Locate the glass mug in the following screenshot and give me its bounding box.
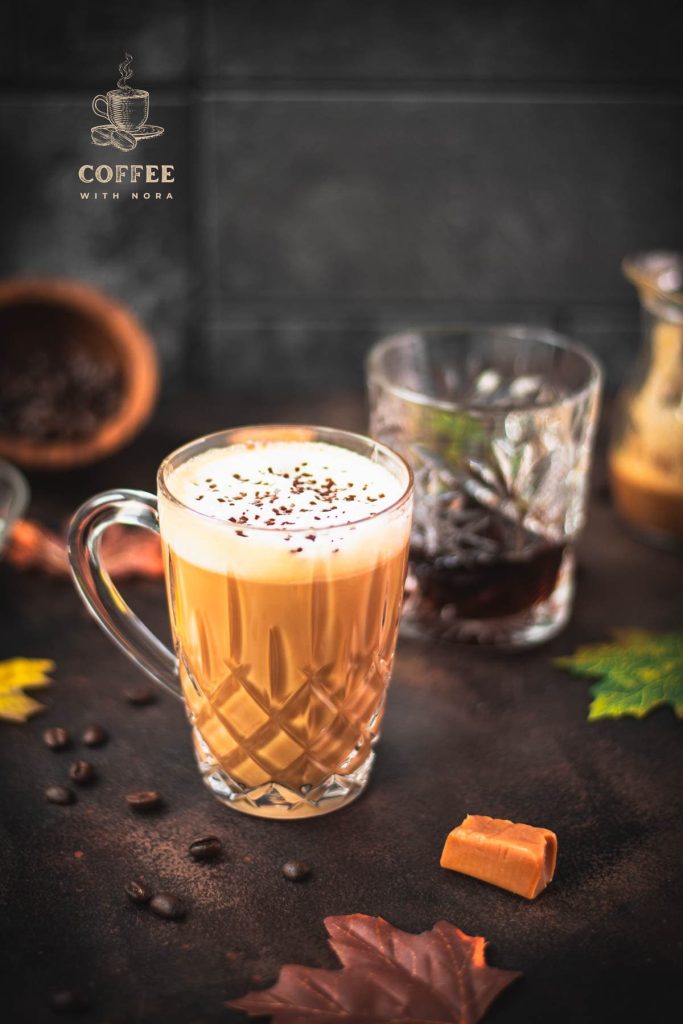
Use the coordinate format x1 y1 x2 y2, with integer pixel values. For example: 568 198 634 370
68 426 413 819
368 327 602 647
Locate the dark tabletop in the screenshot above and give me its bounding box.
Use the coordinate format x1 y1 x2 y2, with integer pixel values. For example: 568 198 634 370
1 393 682 1024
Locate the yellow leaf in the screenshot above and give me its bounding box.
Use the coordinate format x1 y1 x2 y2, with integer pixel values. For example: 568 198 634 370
0 658 55 723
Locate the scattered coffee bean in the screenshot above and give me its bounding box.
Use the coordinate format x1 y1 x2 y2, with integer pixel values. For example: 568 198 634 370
150 893 186 920
225 949 246 965
281 859 311 882
81 723 108 747
69 760 95 785
43 727 69 751
125 879 152 905
126 790 162 811
45 785 75 806
50 989 90 1013
123 686 156 706
188 835 222 862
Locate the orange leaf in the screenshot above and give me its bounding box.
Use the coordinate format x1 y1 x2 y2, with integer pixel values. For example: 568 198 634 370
229 913 520 1023
7 519 67 575
7 519 163 580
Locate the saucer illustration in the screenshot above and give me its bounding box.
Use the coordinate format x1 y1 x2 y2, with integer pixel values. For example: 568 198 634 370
129 124 164 139
90 54 164 151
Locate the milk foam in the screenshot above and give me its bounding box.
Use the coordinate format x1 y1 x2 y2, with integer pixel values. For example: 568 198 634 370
159 441 411 581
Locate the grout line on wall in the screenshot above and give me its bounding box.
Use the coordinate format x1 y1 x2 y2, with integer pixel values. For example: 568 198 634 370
1 86 682 107
199 86 683 106
181 0 212 388
202 299 640 317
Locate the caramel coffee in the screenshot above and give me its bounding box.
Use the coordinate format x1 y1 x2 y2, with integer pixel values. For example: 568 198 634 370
69 426 412 819
158 436 411 814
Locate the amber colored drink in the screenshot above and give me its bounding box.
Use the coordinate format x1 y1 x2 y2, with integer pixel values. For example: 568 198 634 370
610 449 683 543
165 546 408 790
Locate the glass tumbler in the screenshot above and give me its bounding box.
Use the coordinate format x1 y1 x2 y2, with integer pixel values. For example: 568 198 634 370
367 326 602 646
0 458 29 558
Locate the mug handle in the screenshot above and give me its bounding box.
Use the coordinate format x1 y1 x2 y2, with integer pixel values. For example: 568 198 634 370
92 94 109 119
67 489 182 701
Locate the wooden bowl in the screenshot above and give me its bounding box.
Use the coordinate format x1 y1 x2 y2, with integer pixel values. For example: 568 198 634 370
0 278 158 469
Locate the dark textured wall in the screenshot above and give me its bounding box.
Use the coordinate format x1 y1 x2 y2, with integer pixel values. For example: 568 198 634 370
1 0 682 395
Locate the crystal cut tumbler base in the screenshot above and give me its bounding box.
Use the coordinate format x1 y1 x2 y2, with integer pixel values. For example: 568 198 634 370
402 550 575 648
192 726 373 819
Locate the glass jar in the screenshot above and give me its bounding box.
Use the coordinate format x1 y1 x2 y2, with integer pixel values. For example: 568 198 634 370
609 252 683 548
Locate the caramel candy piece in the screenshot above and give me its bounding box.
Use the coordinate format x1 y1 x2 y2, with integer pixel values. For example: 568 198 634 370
440 814 557 899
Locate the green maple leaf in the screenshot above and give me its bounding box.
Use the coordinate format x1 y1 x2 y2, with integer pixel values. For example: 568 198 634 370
554 630 683 721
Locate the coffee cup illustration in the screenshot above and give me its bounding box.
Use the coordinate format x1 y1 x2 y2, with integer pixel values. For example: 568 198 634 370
91 54 163 151
93 89 149 131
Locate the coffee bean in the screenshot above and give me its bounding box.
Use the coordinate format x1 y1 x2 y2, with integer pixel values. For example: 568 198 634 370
125 879 152 905
150 893 186 920
126 790 162 811
281 859 311 882
188 835 222 862
81 724 108 747
69 760 95 785
50 989 90 1013
110 128 137 152
45 785 75 806
123 686 156 706
43 727 69 751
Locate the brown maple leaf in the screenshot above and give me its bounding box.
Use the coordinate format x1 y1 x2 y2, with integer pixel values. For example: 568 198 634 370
229 913 520 1024
7 519 163 580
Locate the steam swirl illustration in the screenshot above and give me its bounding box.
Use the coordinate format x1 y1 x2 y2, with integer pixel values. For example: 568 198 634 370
90 53 164 151
117 53 134 91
